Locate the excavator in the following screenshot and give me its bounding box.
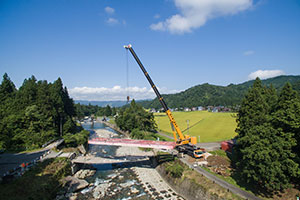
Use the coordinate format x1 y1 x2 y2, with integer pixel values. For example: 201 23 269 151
124 44 205 159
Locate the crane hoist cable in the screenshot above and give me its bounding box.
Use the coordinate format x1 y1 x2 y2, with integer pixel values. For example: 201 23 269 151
126 48 130 103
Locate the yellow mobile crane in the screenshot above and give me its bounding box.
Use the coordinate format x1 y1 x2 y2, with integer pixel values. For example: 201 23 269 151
124 44 205 158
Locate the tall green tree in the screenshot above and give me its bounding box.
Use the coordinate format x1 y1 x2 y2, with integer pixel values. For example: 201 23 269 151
234 78 299 193
0 73 17 149
0 73 16 101
49 78 76 135
104 105 112 116
17 76 38 110
115 99 156 132
273 83 300 165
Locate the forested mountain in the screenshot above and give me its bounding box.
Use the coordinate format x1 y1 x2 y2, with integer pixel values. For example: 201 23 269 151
75 100 127 107
0 73 78 151
75 99 150 107
138 75 300 109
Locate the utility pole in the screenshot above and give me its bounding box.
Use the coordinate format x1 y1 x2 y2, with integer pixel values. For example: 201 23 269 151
186 119 190 135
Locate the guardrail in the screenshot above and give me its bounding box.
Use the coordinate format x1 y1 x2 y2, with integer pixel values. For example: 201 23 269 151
0 150 52 182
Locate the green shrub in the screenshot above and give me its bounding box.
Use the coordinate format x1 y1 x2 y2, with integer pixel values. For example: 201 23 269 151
131 129 146 139
166 161 184 178
63 130 89 147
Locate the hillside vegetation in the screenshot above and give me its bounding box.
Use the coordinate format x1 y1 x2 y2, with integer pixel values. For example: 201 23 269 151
155 111 237 142
233 78 300 195
0 73 82 151
139 75 300 109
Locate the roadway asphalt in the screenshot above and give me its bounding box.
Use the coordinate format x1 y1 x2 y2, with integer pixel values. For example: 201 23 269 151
0 150 47 176
180 156 262 200
0 139 64 176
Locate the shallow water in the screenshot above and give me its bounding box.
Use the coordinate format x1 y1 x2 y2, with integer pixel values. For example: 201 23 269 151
78 122 153 200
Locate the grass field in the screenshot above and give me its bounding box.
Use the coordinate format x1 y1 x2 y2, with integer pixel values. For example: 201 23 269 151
154 111 237 142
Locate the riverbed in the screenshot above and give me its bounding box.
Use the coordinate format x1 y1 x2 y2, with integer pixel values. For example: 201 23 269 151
75 122 183 200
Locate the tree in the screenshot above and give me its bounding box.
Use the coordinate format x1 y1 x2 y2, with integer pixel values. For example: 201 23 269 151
115 99 156 132
22 105 54 149
234 78 299 193
104 105 112 116
111 107 117 116
49 78 76 136
0 73 16 101
0 74 78 151
17 76 38 109
273 83 300 166
0 73 17 150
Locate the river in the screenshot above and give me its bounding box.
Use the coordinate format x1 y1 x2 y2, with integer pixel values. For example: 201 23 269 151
77 122 154 200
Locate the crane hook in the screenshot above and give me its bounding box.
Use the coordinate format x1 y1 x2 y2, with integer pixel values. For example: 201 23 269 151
127 95 130 103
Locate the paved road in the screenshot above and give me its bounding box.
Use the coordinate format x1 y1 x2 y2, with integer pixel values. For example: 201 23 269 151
180 157 262 200
0 139 64 176
195 142 220 151
157 131 174 140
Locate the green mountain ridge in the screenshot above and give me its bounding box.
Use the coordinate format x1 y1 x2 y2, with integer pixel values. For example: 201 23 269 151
138 75 300 109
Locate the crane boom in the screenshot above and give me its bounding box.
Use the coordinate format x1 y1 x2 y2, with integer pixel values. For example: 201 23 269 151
124 44 196 145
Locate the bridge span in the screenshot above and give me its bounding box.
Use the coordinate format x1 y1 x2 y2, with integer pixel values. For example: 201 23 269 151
88 137 176 149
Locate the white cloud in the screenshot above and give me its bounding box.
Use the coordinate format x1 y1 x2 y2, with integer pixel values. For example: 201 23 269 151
243 50 254 56
69 86 180 101
106 17 119 25
150 0 253 34
248 70 285 80
105 6 115 14
150 22 164 31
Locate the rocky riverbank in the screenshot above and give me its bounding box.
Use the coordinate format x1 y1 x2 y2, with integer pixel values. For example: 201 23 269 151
56 127 184 200
100 121 130 137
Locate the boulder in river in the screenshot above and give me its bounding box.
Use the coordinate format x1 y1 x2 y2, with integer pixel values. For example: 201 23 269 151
120 180 136 188
131 187 139 194
74 169 96 179
93 182 111 199
62 176 89 193
78 144 87 155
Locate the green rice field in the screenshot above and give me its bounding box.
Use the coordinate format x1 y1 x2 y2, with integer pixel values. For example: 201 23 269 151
154 111 237 142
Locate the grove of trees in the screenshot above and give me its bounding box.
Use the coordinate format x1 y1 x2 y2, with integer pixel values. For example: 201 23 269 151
0 73 79 151
75 104 116 120
233 78 300 193
115 99 157 139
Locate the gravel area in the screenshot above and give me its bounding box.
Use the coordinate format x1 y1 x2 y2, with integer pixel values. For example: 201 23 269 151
95 129 119 138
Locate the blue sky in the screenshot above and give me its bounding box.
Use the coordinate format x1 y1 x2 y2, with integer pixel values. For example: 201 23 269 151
0 0 299 101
